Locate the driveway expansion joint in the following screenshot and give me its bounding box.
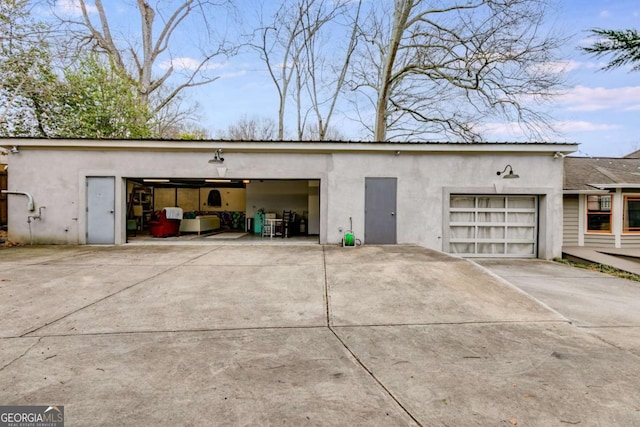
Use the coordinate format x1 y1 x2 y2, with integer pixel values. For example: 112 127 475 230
328 326 423 426
332 319 571 328
26 325 330 339
0 337 41 372
321 246 422 425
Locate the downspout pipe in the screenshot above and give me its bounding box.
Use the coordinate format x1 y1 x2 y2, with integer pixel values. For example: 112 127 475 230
1 190 35 211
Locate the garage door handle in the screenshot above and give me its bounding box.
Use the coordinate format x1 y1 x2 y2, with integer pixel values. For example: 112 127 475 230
109 210 114 214
391 212 395 216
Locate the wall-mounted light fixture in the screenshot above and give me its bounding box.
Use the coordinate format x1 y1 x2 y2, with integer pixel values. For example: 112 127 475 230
208 149 224 163
10 146 19 154
496 164 520 179
553 151 566 159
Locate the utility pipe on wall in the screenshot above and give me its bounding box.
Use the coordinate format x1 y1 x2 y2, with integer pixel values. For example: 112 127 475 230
1 190 35 211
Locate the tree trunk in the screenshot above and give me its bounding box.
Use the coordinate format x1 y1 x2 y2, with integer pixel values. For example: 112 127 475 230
374 0 412 142
137 0 155 105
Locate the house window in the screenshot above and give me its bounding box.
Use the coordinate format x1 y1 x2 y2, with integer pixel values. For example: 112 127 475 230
586 195 612 232
624 196 640 233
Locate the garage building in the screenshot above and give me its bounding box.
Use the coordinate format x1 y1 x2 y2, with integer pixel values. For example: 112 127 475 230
0 139 577 258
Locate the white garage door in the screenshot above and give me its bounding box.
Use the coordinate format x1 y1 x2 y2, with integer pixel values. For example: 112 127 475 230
449 195 538 258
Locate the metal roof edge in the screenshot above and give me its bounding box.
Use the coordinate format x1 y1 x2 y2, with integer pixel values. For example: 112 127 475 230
0 138 579 154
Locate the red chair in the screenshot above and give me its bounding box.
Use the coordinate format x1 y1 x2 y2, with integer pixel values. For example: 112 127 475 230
149 209 181 237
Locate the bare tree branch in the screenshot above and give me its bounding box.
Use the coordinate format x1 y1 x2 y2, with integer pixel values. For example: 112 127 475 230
352 0 565 142
50 0 239 136
253 0 360 140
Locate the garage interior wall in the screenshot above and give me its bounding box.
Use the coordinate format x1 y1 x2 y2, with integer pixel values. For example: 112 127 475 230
245 180 311 218
176 188 199 211
149 187 247 212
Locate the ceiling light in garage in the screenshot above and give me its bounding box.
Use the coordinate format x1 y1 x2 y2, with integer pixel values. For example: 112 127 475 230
143 179 170 183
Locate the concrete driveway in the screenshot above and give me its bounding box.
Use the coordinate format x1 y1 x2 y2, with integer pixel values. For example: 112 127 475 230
476 258 640 358
1 245 640 426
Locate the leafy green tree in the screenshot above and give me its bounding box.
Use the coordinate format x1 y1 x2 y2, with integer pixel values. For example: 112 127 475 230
0 0 60 137
53 0 237 137
1 2 186 139
57 55 153 139
582 28 640 72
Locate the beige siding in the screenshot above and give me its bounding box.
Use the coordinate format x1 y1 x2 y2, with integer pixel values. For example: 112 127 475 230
584 234 615 247
619 190 640 247
621 235 640 247
563 195 579 245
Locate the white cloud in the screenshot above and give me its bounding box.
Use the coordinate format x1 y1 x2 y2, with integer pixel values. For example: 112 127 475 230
275 61 296 70
158 58 228 71
556 85 640 111
477 122 524 136
529 60 582 75
530 60 610 75
577 36 596 47
599 10 611 18
479 120 620 140
54 0 97 17
583 61 608 70
553 121 620 133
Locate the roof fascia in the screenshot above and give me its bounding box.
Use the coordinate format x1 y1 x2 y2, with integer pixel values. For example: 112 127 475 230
0 139 579 155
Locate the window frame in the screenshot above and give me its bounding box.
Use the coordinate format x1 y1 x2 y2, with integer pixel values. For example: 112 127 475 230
586 194 613 234
623 195 640 234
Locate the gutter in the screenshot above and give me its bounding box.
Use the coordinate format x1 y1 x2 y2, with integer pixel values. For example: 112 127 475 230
0 138 580 155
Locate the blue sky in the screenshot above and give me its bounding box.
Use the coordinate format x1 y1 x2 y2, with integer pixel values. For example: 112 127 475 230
48 1 640 157
541 0 640 157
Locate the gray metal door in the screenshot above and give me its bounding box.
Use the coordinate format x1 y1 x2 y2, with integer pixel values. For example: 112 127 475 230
87 177 115 244
365 177 397 244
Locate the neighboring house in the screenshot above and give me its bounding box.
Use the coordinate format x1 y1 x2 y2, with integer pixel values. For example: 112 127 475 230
564 154 640 249
1 138 577 259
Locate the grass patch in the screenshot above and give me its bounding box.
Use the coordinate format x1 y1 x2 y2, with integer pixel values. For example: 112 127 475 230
554 257 640 282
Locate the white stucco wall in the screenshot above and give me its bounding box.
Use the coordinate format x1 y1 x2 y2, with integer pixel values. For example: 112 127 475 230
4 149 330 244
325 152 564 258
2 140 574 258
